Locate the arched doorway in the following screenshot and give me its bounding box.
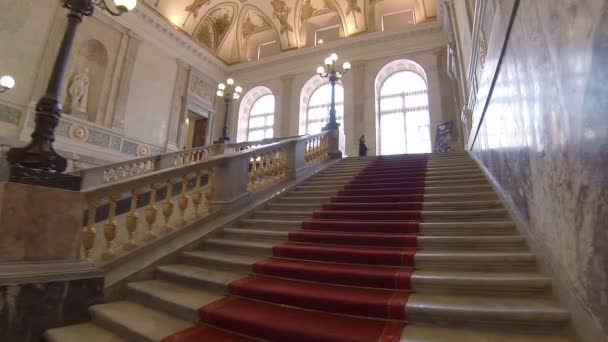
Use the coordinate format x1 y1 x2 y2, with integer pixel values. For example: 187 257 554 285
375 60 431 155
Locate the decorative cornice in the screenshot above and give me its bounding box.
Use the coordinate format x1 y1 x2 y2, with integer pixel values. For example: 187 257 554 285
229 21 444 72
106 4 228 80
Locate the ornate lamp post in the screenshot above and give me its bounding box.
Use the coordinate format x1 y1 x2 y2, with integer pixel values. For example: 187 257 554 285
6 0 137 180
316 53 350 131
0 75 16 94
215 78 242 144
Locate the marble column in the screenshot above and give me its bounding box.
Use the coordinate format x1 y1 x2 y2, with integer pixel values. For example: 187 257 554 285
166 60 190 151
111 31 142 131
348 61 368 156
278 75 295 138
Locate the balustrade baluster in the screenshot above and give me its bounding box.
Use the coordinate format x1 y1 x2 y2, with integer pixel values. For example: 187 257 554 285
123 189 140 251
161 179 175 234
177 175 190 226
191 170 203 219
143 184 159 241
81 200 98 260
101 196 119 261
205 169 215 213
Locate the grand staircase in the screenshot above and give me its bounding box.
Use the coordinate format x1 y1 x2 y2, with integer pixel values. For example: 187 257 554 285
46 153 575 341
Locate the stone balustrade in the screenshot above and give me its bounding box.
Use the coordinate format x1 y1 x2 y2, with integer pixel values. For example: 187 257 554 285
78 130 338 265
72 137 295 189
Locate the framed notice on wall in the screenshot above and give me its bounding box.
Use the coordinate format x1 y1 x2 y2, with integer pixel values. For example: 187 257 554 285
434 121 455 152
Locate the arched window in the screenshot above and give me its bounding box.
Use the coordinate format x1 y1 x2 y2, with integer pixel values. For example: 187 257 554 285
376 61 431 155
303 83 344 134
247 94 275 141
237 87 275 142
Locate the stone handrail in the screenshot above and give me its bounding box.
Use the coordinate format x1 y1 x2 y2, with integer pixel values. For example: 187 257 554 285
72 137 295 189
79 130 338 265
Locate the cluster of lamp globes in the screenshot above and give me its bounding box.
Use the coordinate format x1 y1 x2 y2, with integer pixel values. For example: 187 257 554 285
108 0 137 13
0 75 15 94
316 53 351 77
216 78 243 101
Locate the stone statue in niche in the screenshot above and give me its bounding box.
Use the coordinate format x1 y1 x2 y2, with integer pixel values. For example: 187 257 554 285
69 68 90 114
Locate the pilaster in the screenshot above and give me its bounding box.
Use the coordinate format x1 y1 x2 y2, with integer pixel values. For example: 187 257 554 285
166 60 191 151
111 31 142 130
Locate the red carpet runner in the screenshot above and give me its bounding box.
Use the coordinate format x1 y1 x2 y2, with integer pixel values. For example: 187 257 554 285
164 155 428 342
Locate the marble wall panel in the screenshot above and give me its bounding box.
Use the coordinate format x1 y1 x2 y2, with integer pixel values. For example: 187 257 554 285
471 0 608 335
0 277 103 342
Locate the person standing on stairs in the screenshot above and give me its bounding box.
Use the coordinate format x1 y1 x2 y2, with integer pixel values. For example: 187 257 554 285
359 135 368 156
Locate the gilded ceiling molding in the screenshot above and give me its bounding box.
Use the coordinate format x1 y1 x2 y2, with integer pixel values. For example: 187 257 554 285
300 0 333 24
270 0 294 47
183 0 211 27
193 2 238 55
346 0 363 28
242 12 272 40
236 5 281 61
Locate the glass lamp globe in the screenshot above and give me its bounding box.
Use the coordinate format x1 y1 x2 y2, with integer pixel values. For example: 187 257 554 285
330 53 338 61
342 62 351 70
316 66 325 74
0 75 16 90
235 86 243 93
114 0 137 11
216 90 224 97
218 83 226 90
324 58 332 66
233 93 240 100
227 78 234 85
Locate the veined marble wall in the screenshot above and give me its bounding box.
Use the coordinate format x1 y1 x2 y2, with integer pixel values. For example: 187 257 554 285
471 0 607 338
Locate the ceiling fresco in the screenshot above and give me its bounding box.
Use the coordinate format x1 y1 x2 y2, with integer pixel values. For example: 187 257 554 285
143 0 438 64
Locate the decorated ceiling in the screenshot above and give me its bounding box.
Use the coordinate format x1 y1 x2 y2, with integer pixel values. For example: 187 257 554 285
144 0 438 64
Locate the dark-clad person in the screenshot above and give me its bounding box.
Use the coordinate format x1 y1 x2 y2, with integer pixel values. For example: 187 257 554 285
359 135 368 156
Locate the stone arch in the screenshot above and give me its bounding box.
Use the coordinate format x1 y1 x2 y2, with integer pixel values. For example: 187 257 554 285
237 86 274 142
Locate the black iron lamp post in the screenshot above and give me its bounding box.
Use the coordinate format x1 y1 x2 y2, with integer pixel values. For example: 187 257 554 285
6 0 137 180
214 78 242 144
316 53 350 131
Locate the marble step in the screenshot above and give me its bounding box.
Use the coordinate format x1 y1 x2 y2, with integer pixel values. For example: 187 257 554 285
406 294 569 330
415 251 537 272
221 228 526 251
277 192 499 203
126 280 223 322
180 250 257 274
400 324 574 342
252 208 511 222
176 250 548 297
156 263 242 292
290 184 494 195
318 168 483 178
266 200 504 211
202 238 536 271
88 301 190 342
411 271 552 296
237 219 518 236
325 163 479 173
45 323 127 342
301 178 490 189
